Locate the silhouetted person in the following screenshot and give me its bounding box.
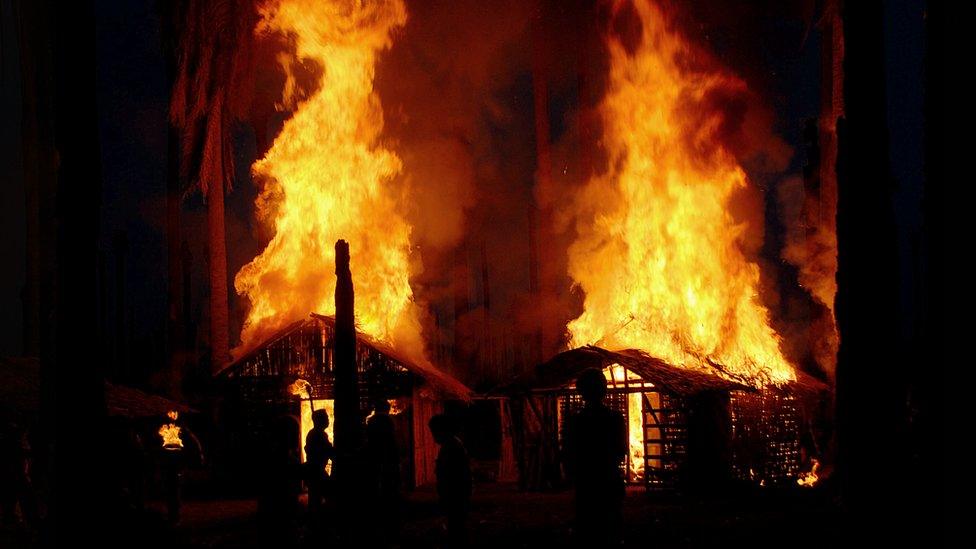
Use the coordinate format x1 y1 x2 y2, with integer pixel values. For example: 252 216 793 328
305 409 334 516
258 415 301 545
366 398 400 545
0 418 38 529
429 414 471 549
564 368 627 547
159 417 186 525
106 416 147 516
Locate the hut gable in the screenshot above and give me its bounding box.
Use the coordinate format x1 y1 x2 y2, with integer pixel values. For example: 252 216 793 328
505 345 751 396
217 313 472 489
219 313 471 401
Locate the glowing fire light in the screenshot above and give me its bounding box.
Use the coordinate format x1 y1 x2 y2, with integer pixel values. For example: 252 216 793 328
288 379 311 400
797 459 820 487
159 410 183 449
235 0 426 364
627 392 645 480
565 0 795 387
366 398 405 420
291 379 335 464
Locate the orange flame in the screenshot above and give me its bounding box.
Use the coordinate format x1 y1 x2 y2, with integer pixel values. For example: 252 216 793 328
627 392 645 480
797 459 820 487
288 379 312 399
160 410 183 449
566 0 794 387
234 0 426 362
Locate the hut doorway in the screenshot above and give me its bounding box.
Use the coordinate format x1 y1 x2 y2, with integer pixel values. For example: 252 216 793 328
555 364 689 489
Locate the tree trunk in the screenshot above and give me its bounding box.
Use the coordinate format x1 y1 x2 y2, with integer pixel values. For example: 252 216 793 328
207 181 230 373
39 0 107 541
530 10 553 365
834 0 905 542
15 0 54 358
161 0 185 397
166 127 184 396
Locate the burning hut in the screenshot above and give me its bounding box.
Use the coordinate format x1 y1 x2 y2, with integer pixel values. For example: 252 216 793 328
501 346 826 492
217 313 472 488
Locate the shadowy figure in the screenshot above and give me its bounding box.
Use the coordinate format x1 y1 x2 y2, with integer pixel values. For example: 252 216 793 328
305 409 334 517
429 414 471 549
564 368 627 547
158 414 186 526
0 418 38 530
366 398 400 545
106 416 147 517
257 415 301 546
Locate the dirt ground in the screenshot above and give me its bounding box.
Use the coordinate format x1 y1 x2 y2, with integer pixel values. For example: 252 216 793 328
62 482 838 548
2 482 843 547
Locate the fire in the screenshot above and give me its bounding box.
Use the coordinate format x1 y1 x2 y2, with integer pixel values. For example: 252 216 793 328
235 0 425 362
797 459 820 487
565 0 794 387
627 392 645 480
159 410 183 449
288 379 312 399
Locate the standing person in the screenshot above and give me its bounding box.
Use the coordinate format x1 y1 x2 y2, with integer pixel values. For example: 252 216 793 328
366 398 400 545
257 415 301 544
159 413 186 526
564 368 627 547
429 414 471 549
0 418 38 529
305 409 334 516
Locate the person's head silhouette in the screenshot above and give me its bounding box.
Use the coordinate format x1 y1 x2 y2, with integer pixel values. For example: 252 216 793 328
576 367 608 405
312 409 330 430
373 398 391 415
428 414 456 445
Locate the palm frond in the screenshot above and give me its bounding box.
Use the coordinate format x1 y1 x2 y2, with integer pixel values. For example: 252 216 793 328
168 0 257 200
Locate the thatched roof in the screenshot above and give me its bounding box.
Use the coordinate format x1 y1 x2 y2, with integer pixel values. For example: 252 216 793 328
496 345 829 398
105 383 197 418
222 313 473 401
499 346 752 397
1 356 195 418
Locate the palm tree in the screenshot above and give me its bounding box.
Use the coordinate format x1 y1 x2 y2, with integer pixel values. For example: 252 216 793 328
167 0 255 373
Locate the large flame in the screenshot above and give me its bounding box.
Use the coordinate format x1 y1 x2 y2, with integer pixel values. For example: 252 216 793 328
566 0 794 386
235 0 424 361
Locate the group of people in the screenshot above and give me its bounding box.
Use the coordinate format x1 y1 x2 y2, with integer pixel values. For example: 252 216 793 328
300 398 472 547
298 367 625 548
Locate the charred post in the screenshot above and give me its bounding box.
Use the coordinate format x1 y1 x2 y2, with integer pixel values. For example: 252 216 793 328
333 239 361 457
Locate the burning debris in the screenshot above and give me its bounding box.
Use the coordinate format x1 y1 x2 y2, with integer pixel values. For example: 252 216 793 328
288 379 312 400
159 410 184 450
797 459 820 488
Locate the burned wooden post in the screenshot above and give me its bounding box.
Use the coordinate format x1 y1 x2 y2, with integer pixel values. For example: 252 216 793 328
333 239 361 456
835 1 907 541
331 238 369 539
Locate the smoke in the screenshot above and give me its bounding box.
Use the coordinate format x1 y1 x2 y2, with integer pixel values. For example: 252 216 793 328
777 172 839 380
375 0 539 380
